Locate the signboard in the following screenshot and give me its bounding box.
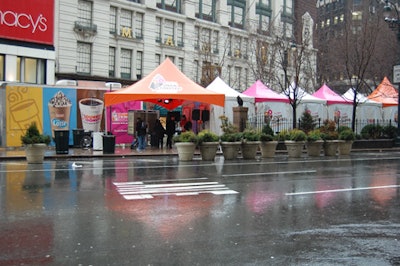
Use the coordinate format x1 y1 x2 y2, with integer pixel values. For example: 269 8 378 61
393 65 400 83
0 0 54 45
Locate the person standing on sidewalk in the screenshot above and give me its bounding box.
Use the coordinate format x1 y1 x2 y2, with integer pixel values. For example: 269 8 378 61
136 117 147 152
166 116 176 149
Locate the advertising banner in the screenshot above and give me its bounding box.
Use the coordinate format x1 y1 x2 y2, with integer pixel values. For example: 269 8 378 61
0 0 54 45
107 101 141 144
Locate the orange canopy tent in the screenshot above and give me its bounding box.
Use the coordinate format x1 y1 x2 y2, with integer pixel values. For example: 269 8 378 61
368 77 398 107
104 58 225 110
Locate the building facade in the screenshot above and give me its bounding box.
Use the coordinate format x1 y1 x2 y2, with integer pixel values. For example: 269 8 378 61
1 0 317 92
316 0 398 92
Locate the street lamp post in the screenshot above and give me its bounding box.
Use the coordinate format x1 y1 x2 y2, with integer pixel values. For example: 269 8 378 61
382 0 400 146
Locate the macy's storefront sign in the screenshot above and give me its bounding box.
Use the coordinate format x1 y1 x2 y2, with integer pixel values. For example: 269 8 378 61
0 0 54 45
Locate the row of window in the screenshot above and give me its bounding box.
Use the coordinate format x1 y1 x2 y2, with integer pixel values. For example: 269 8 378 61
95 0 291 38
0 55 46 84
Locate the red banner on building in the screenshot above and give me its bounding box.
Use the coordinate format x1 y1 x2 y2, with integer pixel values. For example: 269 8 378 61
0 0 54 45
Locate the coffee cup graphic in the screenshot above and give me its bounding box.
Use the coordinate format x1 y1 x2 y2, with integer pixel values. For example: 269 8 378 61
10 99 42 131
48 91 72 138
79 98 104 132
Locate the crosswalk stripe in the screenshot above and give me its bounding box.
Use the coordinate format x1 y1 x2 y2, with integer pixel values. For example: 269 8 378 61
113 180 238 200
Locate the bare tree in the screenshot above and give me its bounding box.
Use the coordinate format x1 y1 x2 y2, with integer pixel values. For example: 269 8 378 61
328 2 397 131
247 20 317 129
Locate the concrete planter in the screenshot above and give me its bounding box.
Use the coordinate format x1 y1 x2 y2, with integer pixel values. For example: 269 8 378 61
220 142 241 160
199 142 219 161
323 140 339 156
25 143 47 164
259 141 278 158
285 141 305 158
306 140 323 157
338 140 353 155
175 142 196 161
241 141 261 159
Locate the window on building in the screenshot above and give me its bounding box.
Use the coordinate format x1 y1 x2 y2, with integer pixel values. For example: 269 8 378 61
77 0 93 27
201 28 211 52
120 48 132 79
177 22 184 47
157 0 181 13
256 0 271 33
194 60 200 83
283 0 293 16
197 0 216 22
177 58 184 72
194 26 200 49
156 17 162 42
121 9 133 38
16 57 46 84
155 54 161 65
166 55 175 63
164 19 174 45
0 55 4 81
234 36 241 58
136 51 143 79
109 47 116 77
110 6 117 33
135 13 144 39
212 31 219 53
352 11 362 21
227 0 246 29
77 42 92 74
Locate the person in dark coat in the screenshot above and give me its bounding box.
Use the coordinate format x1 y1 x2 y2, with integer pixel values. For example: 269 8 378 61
136 117 147 151
166 116 176 149
153 119 166 148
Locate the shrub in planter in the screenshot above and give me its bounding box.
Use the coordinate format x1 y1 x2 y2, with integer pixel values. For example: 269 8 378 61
198 130 219 161
173 131 198 143
262 124 274 136
287 129 307 142
21 122 51 164
220 132 242 142
242 128 261 142
197 130 219 144
173 131 198 161
21 122 51 145
338 129 356 141
259 133 277 158
360 124 383 139
307 129 322 142
299 110 317 134
306 129 323 157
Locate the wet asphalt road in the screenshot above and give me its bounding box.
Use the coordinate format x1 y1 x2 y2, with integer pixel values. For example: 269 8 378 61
0 152 400 266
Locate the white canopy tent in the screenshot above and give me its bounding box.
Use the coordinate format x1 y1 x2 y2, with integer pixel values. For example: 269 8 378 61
283 83 328 125
342 89 383 121
206 77 255 136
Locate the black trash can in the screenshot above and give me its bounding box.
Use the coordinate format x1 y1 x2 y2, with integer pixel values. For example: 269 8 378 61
73 129 85 148
102 135 116 154
54 130 69 154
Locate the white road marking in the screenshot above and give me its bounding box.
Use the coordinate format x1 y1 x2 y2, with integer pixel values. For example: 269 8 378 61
113 180 238 200
286 184 400 196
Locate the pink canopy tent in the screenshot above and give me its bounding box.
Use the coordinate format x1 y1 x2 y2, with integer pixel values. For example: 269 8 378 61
242 80 289 103
313 84 352 123
313 84 352 105
243 80 290 132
